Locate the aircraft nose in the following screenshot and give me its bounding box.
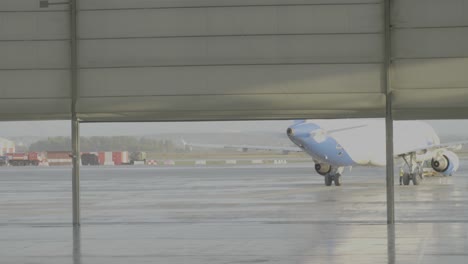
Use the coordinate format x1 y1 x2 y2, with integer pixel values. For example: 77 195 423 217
286 127 294 136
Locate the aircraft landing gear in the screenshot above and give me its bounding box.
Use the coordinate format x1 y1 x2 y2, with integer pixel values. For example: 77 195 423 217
316 163 344 186
323 170 341 186
324 174 342 186
400 153 424 186
402 173 410 185
324 174 333 186
412 171 422 185
402 172 423 185
334 174 341 186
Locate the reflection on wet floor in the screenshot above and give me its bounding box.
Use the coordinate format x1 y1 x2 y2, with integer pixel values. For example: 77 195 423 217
1 222 467 264
388 224 395 264
73 226 81 264
1 163 468 263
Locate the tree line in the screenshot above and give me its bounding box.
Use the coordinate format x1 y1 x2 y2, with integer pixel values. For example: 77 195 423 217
28 136 178 152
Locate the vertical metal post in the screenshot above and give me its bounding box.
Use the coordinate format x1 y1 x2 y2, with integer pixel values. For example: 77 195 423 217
387 223 396 264
384 0 395 224
73 225 82 264
70 0 80 226
72 118 80 225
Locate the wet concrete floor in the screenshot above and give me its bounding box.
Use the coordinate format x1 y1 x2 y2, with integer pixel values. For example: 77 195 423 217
1 161 468 263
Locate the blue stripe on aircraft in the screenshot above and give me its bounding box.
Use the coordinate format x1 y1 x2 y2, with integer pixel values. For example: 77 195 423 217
290 123 356 166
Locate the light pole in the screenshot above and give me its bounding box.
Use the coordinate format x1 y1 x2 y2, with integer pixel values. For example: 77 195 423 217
40 0 80 226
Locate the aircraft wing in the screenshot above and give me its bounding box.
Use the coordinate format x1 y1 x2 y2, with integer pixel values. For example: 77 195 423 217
184 141 302 153
395 140 468 157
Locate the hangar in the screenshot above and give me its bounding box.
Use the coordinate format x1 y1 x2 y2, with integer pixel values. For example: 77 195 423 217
1 0 468 262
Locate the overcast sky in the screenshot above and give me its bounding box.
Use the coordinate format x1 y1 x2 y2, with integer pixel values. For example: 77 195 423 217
0 120 290 137
1 119 468 138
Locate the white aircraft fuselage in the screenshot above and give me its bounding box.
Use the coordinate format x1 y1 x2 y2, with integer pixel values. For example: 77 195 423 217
287 120 444 167
287 119 463 186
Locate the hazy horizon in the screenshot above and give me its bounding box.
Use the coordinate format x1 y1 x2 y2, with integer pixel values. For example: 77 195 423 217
1 119 468 138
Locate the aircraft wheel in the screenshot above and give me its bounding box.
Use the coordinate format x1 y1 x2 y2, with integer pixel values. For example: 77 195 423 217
334 174 341 186
402 173 410 186
324 175 333 186
412 172 422 185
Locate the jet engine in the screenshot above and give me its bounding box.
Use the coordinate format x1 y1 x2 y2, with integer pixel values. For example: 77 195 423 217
315 163 331 175
431 151 459 176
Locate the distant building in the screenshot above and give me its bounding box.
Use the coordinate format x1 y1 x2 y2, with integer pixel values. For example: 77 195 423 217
0 138 15 155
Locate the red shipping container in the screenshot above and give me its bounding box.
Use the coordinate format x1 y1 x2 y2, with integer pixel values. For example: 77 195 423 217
98 152 105 165
46 151 71 159
112 152 122 165
112 151 128 165
97 152 114 165
46 151 72 166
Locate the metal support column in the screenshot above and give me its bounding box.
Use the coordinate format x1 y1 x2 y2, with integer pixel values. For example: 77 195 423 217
72 118 80 225
73 225 82 264
387 223 396 264
384 0 395 224
70 0 80 226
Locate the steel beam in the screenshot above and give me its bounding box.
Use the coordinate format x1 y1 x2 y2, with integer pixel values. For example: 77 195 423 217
70 0 80 226
383 0 395 224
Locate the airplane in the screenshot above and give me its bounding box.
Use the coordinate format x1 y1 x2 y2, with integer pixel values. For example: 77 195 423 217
186 119 466 186
286 119 464 186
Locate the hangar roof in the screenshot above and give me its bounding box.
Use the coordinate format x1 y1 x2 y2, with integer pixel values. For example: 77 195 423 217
1 0 467 121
